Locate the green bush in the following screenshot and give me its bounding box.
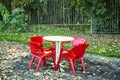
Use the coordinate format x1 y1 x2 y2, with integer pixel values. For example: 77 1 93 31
0 3 10 30
0 3 28 32
9 8 28 32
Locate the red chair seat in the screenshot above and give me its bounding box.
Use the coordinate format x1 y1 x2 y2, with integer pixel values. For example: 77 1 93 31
61 52 76 59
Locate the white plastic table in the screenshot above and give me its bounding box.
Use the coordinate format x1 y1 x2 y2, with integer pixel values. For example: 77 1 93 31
43 36 74 69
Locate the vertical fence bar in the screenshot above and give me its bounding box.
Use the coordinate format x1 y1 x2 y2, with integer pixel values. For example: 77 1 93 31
91 15 93 34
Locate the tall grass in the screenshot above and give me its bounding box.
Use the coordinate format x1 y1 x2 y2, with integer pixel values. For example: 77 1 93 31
0 25 120 58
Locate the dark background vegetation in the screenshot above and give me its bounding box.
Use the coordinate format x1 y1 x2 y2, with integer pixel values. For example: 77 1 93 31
0 0 120 33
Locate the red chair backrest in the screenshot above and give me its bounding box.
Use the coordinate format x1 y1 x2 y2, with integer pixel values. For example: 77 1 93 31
72 38 86 47
71 44 89 58
29 36 43 54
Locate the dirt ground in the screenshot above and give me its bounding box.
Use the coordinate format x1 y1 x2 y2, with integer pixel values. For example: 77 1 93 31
0 41 120 80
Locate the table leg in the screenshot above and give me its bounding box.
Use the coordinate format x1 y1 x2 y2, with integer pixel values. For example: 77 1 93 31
54 41 61 70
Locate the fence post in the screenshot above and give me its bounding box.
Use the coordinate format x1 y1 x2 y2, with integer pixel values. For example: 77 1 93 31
91 16 93 34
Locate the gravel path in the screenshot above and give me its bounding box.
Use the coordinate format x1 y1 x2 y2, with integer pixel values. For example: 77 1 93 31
0 41 120 80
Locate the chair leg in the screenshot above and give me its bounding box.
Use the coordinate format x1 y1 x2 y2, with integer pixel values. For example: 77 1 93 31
29 55 35 68
73 60 76 67
80 57 86 72
54 61 60 71
70 59 76 75
36 58 42 72
54 57 60 71
41 58 46 66
52 57 55 67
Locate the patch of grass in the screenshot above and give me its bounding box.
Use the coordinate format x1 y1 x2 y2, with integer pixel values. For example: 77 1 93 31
87 34 120 58
0 25 120 58
0 32 32 44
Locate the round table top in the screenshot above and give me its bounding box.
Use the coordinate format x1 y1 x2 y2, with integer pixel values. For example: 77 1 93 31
43 36 74 41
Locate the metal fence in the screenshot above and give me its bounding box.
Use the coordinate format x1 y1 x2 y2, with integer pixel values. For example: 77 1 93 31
91 0 120 34
30 0 90 25
29 0 120 34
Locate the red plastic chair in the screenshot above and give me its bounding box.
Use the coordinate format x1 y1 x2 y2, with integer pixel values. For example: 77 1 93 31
62 37 86 47
29 36 55 72
60 43 89 75
61 37 86 52
72 37 86 47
